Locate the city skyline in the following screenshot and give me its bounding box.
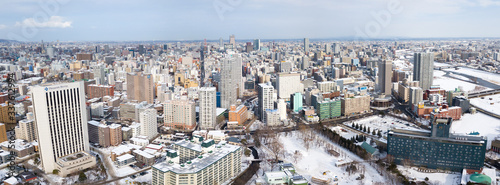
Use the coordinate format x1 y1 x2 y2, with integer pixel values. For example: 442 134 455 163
2 0 500 41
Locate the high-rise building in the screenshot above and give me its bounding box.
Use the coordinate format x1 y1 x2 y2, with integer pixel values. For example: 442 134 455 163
277 99 287 121
258 83 276 122
109 124 122 146
15 119 37 142
0 102 16 124
413 52 434 90
93 65 106 85
333 43 340 54
31 82 96 176
304 38 309 53
127 73 155 104
219 37 223 48
341 96 370 116
229 35 236 49
164 99 196 130
253 39 260 51
409 87 423 106
276 72 304 101
220 55 242 109
378 60 392 95
199 87 217 130
140 108 158 140
290 92 303 113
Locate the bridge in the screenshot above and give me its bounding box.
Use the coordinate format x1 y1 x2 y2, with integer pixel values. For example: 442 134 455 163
469 89 500 98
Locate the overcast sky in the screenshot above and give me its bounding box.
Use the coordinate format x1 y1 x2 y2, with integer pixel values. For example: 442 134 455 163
1 0 500 41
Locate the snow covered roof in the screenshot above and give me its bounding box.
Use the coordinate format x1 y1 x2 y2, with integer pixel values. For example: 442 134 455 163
116 154 135 162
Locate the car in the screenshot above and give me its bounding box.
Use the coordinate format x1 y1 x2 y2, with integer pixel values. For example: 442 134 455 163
140 171 148 176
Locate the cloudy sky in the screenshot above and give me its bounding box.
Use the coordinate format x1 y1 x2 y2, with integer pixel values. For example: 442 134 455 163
1 0 500 41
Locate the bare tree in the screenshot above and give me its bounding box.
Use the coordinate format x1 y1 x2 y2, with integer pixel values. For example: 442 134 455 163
293 150 303 164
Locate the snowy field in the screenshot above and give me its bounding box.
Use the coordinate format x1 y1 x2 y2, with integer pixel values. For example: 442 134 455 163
470 94 500 113
346 115 423 136
450 112 500 149
433 62 451 67
257 131 388 185
444 67 500 85
397 166 461 185
433 70 489 92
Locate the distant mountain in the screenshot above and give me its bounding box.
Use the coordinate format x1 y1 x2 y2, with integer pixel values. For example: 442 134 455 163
0 39 19 43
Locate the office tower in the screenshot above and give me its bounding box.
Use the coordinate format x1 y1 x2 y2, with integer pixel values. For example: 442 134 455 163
93 65 105 85
258 83 275 122
301 56 310 70
276 72 304 101
108 72 115 85
199 87 216 130
304 38 309 53
229 35 236 49
325 43 331 53
409 87 423 106
333 43 340 54
413 52 434 90
0 123 6 143
31 82 96 176
126 73 155 104
15 119 37 142
138 45 145 55
332 67 340 79
317 98 342 120
290 92 303 113
494 52 500 61
246 42 253 52
47 46 55 58
140 109 158 140
378 60 392 95
164 99 196 130
253 39 260 51
388 117 486 171
220 55 243 109
219 37 223 47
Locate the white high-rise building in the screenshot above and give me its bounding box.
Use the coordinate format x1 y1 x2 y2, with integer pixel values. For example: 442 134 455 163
304 38 309 53
31 82 96 176
258 83 276 122
139 108 158 140
277 98 287 121
220 55 243 108
276 72 304 101
199 87 216 130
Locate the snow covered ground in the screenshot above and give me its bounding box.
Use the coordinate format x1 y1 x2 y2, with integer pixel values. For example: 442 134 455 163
257 131 388 185
397 166 461 185
330 126 358 139
450 112 500 149
470 94 500 113
346 115 423 136
434 70 489 92
444 67 500 85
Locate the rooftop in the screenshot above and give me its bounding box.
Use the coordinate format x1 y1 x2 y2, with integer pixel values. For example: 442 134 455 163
153 142 240 174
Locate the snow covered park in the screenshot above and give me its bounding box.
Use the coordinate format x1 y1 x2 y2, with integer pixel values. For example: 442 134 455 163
470 94 500 113
257 130 388 185
450 112 500 149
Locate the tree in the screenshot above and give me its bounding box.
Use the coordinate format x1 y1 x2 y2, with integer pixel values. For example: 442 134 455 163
52 169 59 175
367 127 371 134
352 123 355 128
79 171 87 182
377 130 382 137
363 126 367 133
372 129 376 135
244 148 252 157
425 177 429 181
355 135 359 142
293 150 303 163
355 124 359 130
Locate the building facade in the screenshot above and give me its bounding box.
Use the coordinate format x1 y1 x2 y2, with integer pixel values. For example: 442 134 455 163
199 87 216 130
164 100 196 130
